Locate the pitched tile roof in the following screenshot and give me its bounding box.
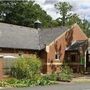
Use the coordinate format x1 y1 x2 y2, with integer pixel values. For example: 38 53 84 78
0 23 67 50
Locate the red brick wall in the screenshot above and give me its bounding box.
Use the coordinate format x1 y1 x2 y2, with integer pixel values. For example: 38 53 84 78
0 24 88 75
71 24 87 41
37 50 47 74
45 24 88 73
0 60 3 79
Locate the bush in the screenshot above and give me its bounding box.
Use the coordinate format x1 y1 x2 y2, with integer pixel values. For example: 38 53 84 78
0 55 57 87
57 64 73 81
11 55 41 79
0 77 55 87
39 76 55 86
45 73 57 81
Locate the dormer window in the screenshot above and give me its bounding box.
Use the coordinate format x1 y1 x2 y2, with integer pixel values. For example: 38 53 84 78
55 52 60 60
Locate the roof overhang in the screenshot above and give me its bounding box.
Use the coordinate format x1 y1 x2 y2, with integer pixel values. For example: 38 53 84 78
65 40 88 51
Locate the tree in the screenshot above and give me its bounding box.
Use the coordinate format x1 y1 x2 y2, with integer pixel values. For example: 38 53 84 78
82 19 90 37
55 2 72 26
66 14 82 26
0 1 52 28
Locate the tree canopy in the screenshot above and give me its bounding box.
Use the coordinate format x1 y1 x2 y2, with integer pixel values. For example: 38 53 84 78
0 1 90 37
55 2 72 26
0 0 52 28
55 1 90 37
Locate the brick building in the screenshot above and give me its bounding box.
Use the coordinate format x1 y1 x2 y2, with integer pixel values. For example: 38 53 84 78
0 22 88 78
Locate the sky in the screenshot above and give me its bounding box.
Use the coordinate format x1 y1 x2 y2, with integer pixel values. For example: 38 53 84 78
34 0 90 21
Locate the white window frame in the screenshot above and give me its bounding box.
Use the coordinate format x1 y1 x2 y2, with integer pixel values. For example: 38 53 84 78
55 52 60 60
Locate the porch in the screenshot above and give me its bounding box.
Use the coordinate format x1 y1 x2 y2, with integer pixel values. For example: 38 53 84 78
65 40 88 73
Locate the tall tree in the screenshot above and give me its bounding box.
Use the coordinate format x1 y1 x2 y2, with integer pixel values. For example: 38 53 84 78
55 2 72 26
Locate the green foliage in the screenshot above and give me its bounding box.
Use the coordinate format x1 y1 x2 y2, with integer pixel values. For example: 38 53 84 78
80 56 85 65
66 14 82 26
0 1 52 28
39 76 55 86
81 19 90 37
55 2 72 26
55 1 90 37
8 55 56 87
11 55 41 79
66 14 90 37
0 57 74 87
45 73 57 81
57 64 73 81
0 77 55 87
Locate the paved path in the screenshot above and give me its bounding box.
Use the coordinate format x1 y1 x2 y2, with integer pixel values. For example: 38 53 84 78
3 82 90 90
72 75 90 82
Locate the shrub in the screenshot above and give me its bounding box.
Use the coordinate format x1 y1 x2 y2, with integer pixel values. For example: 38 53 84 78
11 55 42 79
57 64 73 81
0 77 55 87
45 73 57 81
39 76 54 86
0 55 57 87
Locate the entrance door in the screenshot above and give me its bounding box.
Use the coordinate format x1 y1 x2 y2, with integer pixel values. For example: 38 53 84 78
86 52 90 72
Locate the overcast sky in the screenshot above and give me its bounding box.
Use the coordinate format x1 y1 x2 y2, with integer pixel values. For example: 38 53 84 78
35 0 90 21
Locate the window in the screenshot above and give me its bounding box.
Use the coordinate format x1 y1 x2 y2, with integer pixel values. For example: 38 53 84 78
3 55 17 68
3 55 17 75
55 52 60 60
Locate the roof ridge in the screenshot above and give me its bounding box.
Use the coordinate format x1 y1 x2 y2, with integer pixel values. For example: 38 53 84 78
41 26 67 31
0 22 36 31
